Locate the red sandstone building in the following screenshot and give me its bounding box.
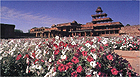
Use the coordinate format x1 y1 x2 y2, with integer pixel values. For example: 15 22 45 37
30 7 124 38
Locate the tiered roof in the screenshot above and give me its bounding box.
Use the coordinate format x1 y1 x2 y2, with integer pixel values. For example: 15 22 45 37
92 7 123 27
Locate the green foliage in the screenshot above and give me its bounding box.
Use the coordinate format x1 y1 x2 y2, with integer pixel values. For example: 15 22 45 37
1 55 33 76
14 29 23 33
126 24 130 26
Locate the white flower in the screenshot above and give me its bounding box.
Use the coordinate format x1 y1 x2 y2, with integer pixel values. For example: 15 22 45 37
91 44 97 49
52 72 56 76
91 37 97 43
60 55 66 59
0 56 2 60
81 47 85 51
90 61 97 68
55 36 59 40
85 68 93 75
71 41 76 45
2 52 8 57
93 71 99 77
26 58 29 64
119 73 123 77
129 36 133 39
90 53 97 60
35 64 42 70
101 39 107 44
49 58 52 62
45 67 56 77
129 44 133 47
26 66 29 73
85 43 91 48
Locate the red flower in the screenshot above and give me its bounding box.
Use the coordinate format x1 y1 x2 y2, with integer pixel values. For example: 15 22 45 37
32 53 35 58
76 66 82 73
90 48 96 53
128 63 132 69
64 43 68 47
57 60 61 65
104 44 108 46
130 48 132 50
41 59 44 62
16 54 22 60
59 41 64 46
66 62 73 68
71 71 77 77
107 54 113 60
24 54 29 58
87 56 94 62
34 59 39 64
58 64 65 72
65 65 69 71
128 72 131 77
97 62 101 68
53 44 58 48
111 68 118 75
54 49 60 55
71 56 79 64
82 51 87 56
86 75 91 77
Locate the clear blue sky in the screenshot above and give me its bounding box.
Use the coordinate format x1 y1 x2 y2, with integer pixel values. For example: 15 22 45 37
1 1 139 33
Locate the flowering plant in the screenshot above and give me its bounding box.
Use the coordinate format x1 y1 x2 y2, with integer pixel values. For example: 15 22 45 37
0 35 139 76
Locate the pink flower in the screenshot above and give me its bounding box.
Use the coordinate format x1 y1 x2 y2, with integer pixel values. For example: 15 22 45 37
71 56 79 64
76 66 83 73
111 68 118 75
107 54 113 60
58 64 65 72
16 54 22 60
32 53 35 58
66 62 73 68
87 56 94 62
86 75 91 77
90 48 96 53
128 63 132 69
71 71 77 77
82 51 87 56
54 49 60 55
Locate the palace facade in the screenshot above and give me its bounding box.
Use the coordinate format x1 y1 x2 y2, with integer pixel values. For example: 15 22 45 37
30 7 124 38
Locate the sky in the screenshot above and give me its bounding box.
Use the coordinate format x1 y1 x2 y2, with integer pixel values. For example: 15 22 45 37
1 1 139 33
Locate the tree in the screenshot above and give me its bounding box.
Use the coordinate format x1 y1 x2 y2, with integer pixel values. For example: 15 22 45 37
126 24 130 26
28 29 30 33
14 29 23 33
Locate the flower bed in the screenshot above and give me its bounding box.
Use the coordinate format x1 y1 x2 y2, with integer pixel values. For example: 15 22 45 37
0 35 139 76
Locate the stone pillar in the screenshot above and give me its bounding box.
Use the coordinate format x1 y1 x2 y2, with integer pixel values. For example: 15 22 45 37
36 33 38 37
48 32 50 38
44 33 46 37
79 32 81 37
72 33 74 37
84 32 86 37
90 31 92 36
51 33 54 38
75 32 76 36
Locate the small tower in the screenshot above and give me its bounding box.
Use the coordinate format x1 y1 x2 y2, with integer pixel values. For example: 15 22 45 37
96 6 103 14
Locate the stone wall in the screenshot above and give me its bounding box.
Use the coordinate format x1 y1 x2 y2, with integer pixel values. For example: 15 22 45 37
119 25 140 36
